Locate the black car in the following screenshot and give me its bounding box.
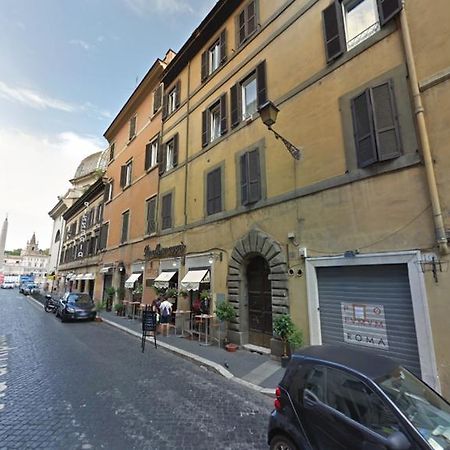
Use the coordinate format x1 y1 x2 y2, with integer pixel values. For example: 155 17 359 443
56 292 97 322
268 345 450 450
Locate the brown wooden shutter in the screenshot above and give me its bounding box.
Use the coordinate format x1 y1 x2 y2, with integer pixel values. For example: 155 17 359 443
248 149 261 203
220 29 227 64
322 0 345 63
377 0 402 26
162 93 168 119
370 80 401 161
220 94 227 135
351 89 378 168
230 83 241 128
121 212 129 243
147 198 156 234
153 85 162 113
202 110 209 147
145 143 152 170
175 80 181 108
201 51 208 81
247 1 256 36
120 165 126 187
238 9 246 45
256 61 267 108
172 134 179 167
240 153 249 205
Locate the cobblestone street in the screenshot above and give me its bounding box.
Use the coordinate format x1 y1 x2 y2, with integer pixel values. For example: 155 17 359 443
0 290 272 449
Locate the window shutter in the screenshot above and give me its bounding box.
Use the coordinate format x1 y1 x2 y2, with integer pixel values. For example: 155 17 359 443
370 80 401 161
207 171 214 215
145 143 152 170
172 134 179 167
238 9 246 45
175 80 181 108
213 168 222 213
109 143 115 161
248 149 261 203
202 110 209 147
121 212 129 243
256 61 267 108
158 141 165 175
129 116 136 140
220 29 227 64
162 194 172 230
220 94 227 135
120 165 126 187
351 89 378 168
322 0 345 63
377 0 402 26
230 83 241 128
153 85 162 113
201 51 208 81
240 153 249 205
147 198 156 234
162 93 168 120
103 183 110 202
247 1 256 36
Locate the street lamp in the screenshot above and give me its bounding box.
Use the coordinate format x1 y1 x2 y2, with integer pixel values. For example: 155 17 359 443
258 101 302 160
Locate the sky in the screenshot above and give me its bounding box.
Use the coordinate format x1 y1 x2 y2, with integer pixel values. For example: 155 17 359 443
0 0 217 250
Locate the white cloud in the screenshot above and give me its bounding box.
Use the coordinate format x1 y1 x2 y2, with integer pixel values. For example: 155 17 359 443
0 81 76 112
69 39 93 51
124 0 194 15
0 128 106 250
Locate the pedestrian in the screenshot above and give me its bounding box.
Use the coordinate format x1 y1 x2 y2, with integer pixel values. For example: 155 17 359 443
159 297 173 336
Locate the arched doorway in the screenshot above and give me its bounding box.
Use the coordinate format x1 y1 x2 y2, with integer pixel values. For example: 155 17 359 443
247 256 272 347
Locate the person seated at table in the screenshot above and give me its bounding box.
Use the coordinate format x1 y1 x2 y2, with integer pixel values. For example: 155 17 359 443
159 298 173 336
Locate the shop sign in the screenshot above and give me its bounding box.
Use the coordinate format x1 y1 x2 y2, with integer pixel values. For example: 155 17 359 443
341 302 389 350
144 243 186 261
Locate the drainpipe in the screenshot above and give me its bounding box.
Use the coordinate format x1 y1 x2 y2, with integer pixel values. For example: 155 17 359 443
400 2 449 254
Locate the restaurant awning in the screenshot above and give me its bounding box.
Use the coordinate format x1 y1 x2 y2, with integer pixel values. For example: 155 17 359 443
100 266 113 273
180 269 209 291
153 271 177 288
75 274 84 280
125 273 141 288
84 273 95 280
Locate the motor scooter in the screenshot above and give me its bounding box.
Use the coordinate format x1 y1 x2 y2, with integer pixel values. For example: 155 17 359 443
44 294 59 313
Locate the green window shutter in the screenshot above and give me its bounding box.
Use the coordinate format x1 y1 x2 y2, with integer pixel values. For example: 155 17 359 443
202 110 209 147
220 29 227 64
351 89 378 168
370 80 401 161
256 60 267 108
172 134 179 167
145 143 152 171
322 0 345 63
240 152 249 205
230 83 241 128
220 94 227 135
201 51 208 81
248 149 261 203
377 0 402 26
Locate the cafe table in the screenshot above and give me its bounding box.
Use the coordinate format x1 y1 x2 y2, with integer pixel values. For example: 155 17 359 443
129 301 141 320
194 314 214 346
174 310 191 337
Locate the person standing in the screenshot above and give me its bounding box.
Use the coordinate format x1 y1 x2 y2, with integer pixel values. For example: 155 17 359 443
159 298 173 336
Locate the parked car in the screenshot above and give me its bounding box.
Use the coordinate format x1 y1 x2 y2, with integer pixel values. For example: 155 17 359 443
1 281 15 289
19 283 39 295
268 344 450 450
56 292 97 322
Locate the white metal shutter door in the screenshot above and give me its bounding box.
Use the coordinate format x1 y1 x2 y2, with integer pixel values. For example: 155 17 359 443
317 264 421 376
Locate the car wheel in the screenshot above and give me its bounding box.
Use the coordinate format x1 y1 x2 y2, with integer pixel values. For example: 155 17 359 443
270 434 300 450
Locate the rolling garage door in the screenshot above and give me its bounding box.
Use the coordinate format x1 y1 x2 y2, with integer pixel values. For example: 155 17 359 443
317 264 421 376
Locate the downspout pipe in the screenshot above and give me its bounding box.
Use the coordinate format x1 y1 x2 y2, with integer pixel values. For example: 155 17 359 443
400 1 449 255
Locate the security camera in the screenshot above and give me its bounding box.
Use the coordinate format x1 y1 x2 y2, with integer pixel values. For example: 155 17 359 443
288 268 295 276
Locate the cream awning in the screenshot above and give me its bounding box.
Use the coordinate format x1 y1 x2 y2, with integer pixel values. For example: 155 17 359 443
180 269 209 291
153 271 177 288
75 273 84 280
84 273 95 280
100 266 113 273
125 273 141 288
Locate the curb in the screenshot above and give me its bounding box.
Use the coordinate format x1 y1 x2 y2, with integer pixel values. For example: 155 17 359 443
102 318 275 397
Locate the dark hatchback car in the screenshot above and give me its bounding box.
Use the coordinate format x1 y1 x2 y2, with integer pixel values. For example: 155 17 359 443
56 292 97 322
269 345 450 450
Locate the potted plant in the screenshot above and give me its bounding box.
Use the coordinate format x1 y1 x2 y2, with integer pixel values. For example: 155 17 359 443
114 303 125 316
105 286 116 311
273 313 304 367
165 287 178 300
132 284 143 301
178 288 188 298
215 300 236 349
199 289 211 313
95 300 107 322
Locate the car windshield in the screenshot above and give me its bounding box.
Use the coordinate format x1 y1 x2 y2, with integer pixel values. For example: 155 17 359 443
377 367 450 449
67 293 92 305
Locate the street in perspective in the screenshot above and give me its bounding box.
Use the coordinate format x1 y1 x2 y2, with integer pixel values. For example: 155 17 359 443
1 0 450 449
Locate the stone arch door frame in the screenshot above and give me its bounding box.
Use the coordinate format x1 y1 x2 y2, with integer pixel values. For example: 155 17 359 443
227 229 289 354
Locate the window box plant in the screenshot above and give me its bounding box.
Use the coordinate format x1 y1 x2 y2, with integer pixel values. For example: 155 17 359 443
273 313 304 367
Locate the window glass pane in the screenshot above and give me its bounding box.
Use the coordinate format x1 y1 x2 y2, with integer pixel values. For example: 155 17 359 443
168 89 177 113
166 142 173 171
343 0 380 49
242 76 257 118
305 366 326 402
209 42 220 74
210 106 221 141
151 141 158 167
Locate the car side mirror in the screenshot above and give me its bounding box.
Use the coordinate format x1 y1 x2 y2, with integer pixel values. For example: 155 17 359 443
386 431 411 450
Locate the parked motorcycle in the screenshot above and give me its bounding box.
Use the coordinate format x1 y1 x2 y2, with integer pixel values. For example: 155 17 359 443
44 294 59 313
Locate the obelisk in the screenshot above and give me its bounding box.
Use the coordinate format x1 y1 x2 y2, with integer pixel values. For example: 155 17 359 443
0 215 8 272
